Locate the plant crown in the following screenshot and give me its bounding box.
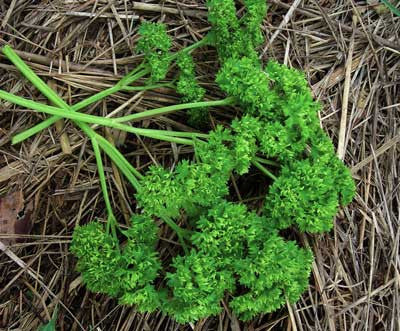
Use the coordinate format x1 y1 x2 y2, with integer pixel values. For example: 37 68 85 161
0 0 356 324
70 0 355 323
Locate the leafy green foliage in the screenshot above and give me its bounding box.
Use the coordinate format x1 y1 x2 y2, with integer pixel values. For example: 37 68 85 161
136 22 171 54
265 158 340 232
136 129 236 219
135 166 183 218
117 215 161 309
207 0 239 60
264 130 355 233
119 285 162 312
70 216 161 311
242 0 268 47
213 49 355 234
310 130 356 206
175 161 230 216
195 126 236 174
265 60 321 131
70 221 122 296
163 250 234 323
216 58 321 163
191 201 264 260
207 0 267 62
231 115 261 174
216 57 278 115
231 233 313 320
176 53 208 127
164 201 313 322
176 53 204 100
136 22 172 82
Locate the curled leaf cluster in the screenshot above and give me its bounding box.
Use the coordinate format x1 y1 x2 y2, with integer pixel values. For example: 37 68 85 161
176 53 208 127
70 0 355 324
70 216 161 311
207 0 266 62
136 22 172 82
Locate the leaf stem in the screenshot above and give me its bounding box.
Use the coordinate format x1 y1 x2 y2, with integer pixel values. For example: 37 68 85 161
0 51 142 190
254 156 280 167
252 159 277 180
115 97 236 123
94 134 142 189
160 216 190 253
91 136 117 239
6 36 208 144
10 69 149 144
1 42 208 243
122 81 174 91
0 89 205 145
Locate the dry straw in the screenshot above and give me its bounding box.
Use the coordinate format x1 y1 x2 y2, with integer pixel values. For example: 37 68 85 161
0 1 399 330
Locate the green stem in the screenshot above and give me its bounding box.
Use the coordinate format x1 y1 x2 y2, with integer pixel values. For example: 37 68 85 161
95 134 142 190
11 69 150 144
251 159 277 181
71 69 149 111
0 51 142 190
2 46 66 108
71 85 121 111
91 136 117 239
161 216 189 253
117 62 146 86
2 45 203 243
0 89 206 146
115 97 236 123
254 156 280 167
6 37 208 144
122 81 174 91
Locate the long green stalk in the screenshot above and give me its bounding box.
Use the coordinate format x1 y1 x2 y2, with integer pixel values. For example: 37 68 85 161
10 69 149 144
252 159 277 181
254 156 280 167
91 137 117 238
114 97 236 123
6 37 209 144
2 46 66 107
0 49 141 186
54 100 118 229
0 90 208 145
94 134 142 189
122 81 174 91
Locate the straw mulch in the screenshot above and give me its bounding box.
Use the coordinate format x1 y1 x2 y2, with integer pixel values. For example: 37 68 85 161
0 1 399 330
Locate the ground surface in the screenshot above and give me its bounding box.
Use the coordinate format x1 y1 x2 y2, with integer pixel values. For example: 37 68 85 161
0 1 399 330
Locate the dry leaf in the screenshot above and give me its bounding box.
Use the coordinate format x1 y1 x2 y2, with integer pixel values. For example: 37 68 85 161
0 190 33 245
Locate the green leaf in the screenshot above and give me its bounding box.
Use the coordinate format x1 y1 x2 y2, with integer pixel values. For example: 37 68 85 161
380 0 400 16
38 306 58 331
